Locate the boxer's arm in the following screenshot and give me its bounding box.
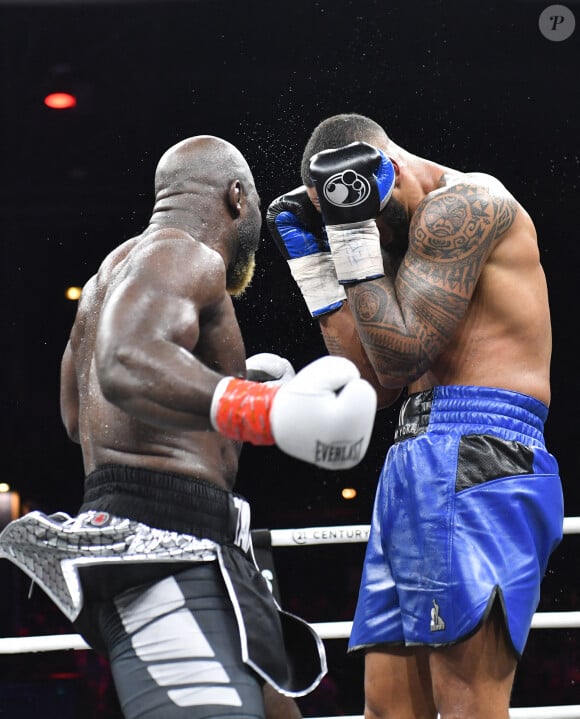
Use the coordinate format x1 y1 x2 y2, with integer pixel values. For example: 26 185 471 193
60 340 81 443
266 185 399 408
343 185 515 386
318 302 402 409
94 234 377 469
95 235 233 431
311 144 514 386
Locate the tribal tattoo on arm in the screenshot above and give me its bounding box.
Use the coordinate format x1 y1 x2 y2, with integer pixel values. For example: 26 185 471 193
345 182 517 384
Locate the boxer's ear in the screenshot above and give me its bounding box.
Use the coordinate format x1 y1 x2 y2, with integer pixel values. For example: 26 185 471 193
228 180 242 216
390 158 401 186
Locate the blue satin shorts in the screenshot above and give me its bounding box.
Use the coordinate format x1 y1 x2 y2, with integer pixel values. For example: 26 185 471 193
349 385 564 659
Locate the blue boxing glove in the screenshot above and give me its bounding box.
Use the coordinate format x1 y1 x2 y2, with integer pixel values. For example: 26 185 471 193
309 142 396 284
266 186 346 317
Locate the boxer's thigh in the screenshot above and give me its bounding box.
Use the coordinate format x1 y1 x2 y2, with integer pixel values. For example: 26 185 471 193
99 562 265 719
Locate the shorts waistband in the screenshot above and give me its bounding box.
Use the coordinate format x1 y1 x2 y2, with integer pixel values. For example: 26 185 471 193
394 386 548 445
80 464 250 546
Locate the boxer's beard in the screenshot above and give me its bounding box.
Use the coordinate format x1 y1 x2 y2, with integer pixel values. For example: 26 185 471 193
227 253 256 298
381 195 410 246
227 213 261 298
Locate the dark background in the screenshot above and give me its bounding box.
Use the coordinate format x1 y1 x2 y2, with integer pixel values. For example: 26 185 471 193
1 0 579 715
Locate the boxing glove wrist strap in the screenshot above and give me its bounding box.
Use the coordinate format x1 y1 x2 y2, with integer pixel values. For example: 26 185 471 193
325 220 385 284
288 252 346 317
211 377 279 445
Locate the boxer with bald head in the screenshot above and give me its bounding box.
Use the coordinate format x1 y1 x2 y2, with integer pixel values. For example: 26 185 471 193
0 135 379 718
267 114 564 718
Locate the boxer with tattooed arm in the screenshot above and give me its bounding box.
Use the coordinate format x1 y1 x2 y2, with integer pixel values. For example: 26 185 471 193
267 113 563 719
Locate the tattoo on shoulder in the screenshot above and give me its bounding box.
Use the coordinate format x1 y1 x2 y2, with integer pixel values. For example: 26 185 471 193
412 183 517 262
346 183 518 380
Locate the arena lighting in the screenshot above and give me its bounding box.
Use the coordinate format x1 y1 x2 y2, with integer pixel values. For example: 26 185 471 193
341 487 357 500
65 286 82 301
0 488 20 530
44 92 77 110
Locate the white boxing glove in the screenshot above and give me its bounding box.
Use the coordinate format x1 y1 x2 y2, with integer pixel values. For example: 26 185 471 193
245 353 296 386
211 355 377 470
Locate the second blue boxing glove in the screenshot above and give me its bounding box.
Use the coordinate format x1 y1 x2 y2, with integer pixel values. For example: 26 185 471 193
266 185 346 317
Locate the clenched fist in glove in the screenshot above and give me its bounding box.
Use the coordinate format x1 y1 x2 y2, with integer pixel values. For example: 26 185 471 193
266 186 346 317
309 142 396 284
211 355 377 470
245 352 295 385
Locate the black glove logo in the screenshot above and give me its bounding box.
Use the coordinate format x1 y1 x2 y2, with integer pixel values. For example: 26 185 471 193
322 169 371 208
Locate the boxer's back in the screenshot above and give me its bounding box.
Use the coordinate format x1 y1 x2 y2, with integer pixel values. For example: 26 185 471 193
68 231 244 489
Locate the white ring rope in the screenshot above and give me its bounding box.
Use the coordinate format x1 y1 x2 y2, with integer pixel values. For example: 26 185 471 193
2 610 578 655
1 517 578 719
323 711 580 719
270 516 580 547
312 610 580 639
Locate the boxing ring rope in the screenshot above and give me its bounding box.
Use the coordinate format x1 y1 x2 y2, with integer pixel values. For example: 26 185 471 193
1 516 579 718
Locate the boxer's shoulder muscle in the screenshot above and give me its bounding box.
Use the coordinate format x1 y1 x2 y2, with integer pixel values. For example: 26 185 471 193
412 173 518 265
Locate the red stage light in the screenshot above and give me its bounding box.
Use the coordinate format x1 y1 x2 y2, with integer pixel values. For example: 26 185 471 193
44 92 77 109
